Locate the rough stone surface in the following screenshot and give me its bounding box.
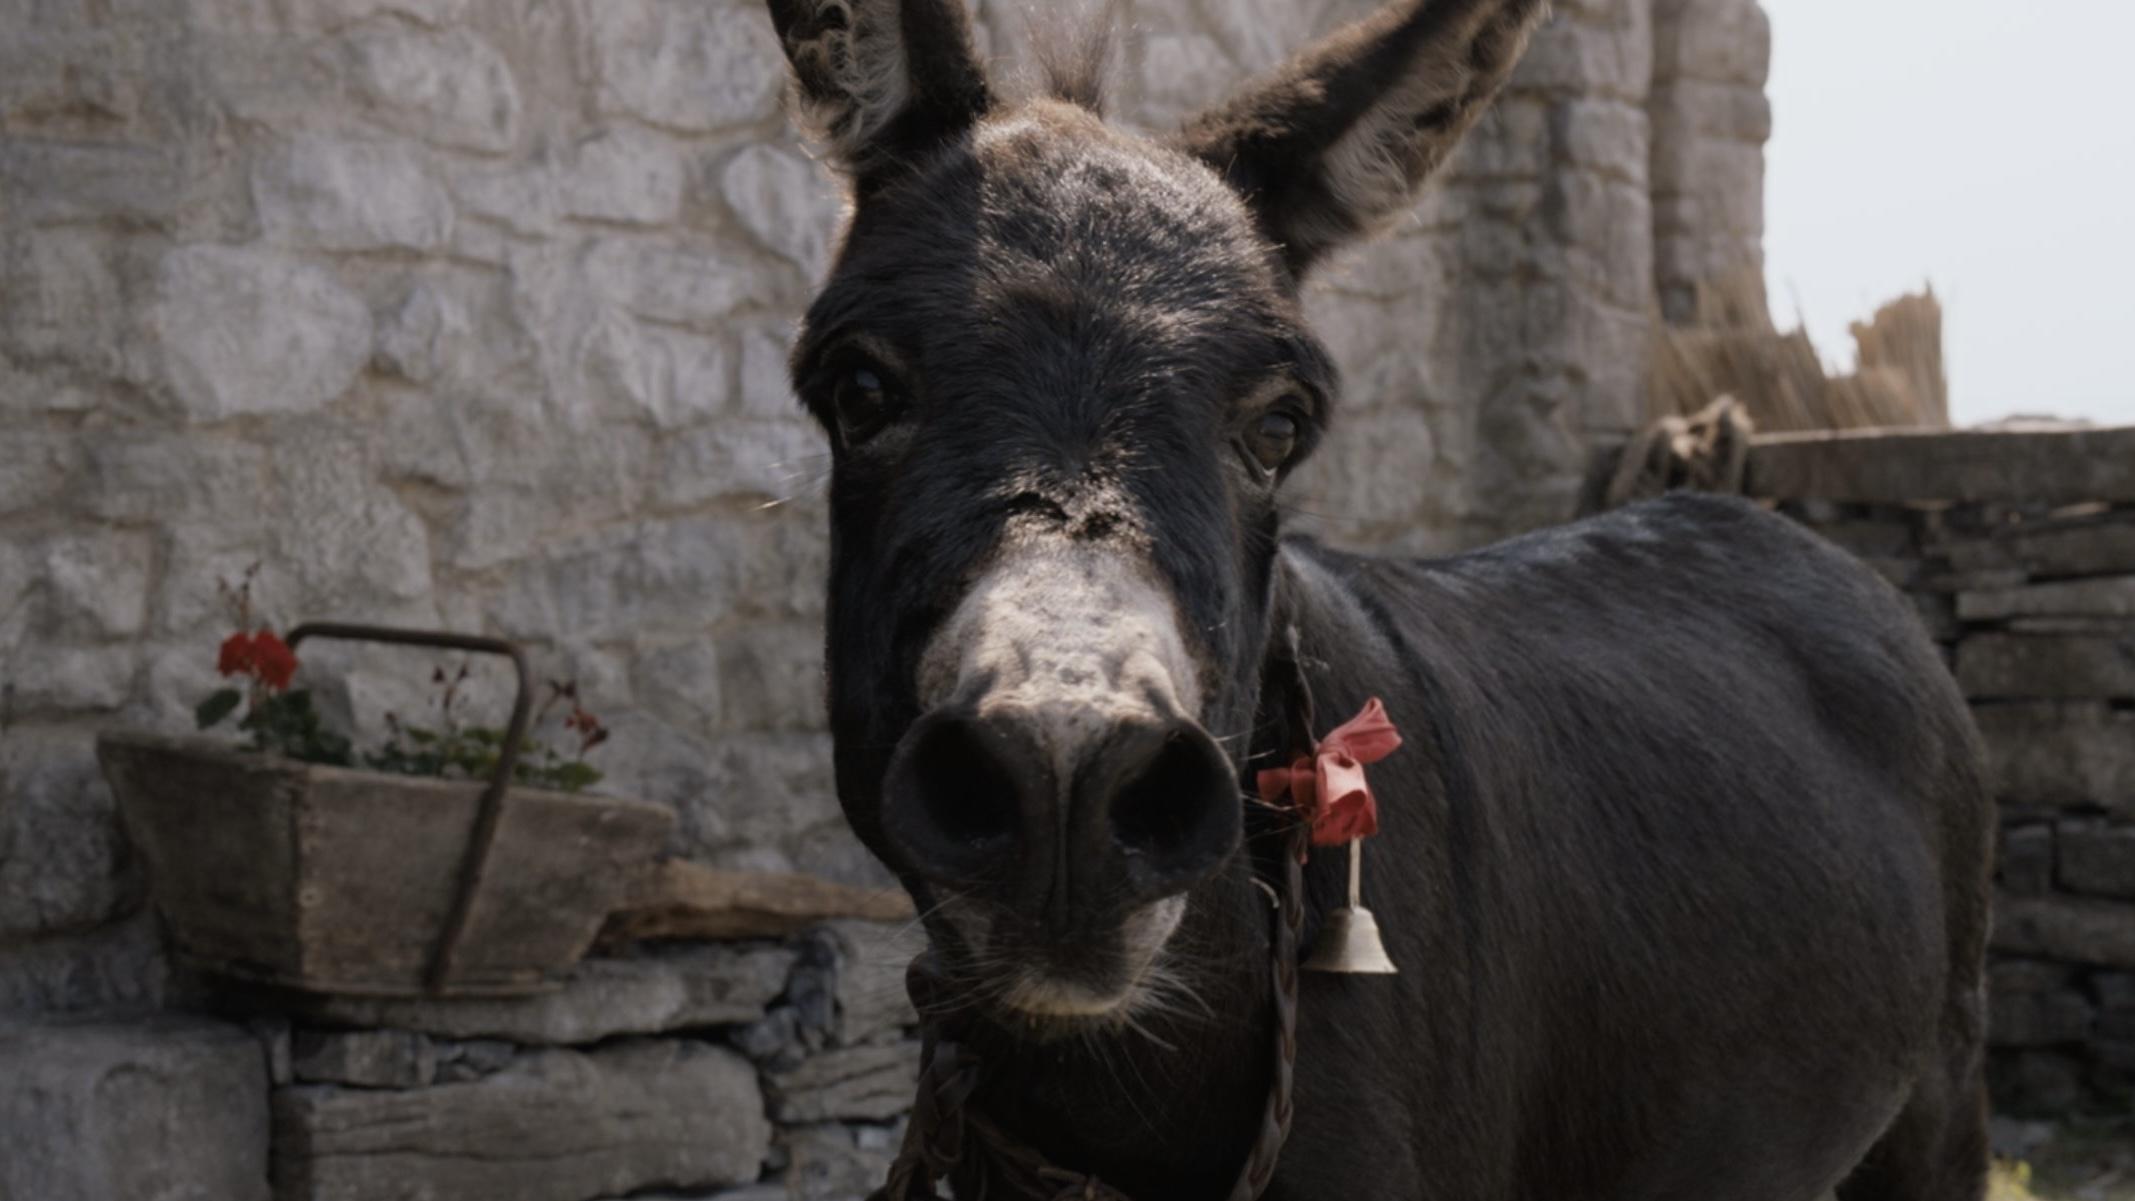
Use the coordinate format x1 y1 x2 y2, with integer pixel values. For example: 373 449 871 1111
290 1028 437 1089
1956 634 2135 700
1993 895 2135 970
285 945 797 1044
1974 704 2135 815
766 1041 924 1124
2059 823 2135 901
1990 988 2095 1048
273 1041 770 1201
0 1016 271 1201
146 245 373 421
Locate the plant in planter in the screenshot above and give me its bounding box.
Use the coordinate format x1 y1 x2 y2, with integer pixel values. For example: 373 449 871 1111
98 572 672 999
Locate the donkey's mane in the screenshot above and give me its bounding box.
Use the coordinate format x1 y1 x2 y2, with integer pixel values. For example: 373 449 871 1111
1018 0 1118 115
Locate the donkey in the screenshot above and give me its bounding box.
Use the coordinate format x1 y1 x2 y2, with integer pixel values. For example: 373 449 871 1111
762 0 1993 1197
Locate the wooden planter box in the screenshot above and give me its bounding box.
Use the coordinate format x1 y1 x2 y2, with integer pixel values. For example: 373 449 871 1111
98 730 674 998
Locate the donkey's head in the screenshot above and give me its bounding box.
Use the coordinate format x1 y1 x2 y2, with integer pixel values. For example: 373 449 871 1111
771 0 1544 1026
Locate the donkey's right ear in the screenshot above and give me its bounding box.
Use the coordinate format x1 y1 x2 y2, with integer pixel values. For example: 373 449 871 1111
765 0 992 189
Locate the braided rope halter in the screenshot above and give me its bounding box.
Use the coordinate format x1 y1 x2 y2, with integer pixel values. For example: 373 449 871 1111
871 627 1321 1201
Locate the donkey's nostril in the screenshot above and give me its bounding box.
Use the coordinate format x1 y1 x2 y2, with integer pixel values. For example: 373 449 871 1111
881 710 1034 884
1102 721 1239 887
906 715 1018 846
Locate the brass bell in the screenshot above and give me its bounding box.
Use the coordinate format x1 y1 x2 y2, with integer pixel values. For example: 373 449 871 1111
1302 839 1399 975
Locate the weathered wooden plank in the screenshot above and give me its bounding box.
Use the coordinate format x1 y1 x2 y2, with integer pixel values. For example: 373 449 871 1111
601 859 915 945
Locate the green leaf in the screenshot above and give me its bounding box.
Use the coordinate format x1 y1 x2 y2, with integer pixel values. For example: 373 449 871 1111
195 689 243 730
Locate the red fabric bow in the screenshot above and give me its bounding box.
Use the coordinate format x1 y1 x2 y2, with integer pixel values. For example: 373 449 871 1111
1255 696 1403 846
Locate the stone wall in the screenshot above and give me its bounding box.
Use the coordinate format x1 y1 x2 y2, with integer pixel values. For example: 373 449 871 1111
0 0 1772 1020
2 920 922 1201
1751 425 2135 1115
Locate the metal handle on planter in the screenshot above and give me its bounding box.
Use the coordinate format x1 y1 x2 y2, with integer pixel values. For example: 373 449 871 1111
286 623 533 995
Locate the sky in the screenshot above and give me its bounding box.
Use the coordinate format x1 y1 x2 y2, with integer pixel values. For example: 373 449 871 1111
1761 0 2135 427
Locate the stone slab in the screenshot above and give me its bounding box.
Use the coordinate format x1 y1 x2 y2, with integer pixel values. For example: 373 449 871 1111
0 1015 270 1201
281 944 796 1044
1992 894 2135 969
1959 575 2135 622
766 1041 922 1124
1937 509 2135 578
1955 634 2135 700
2059 822 2135 901
1997 824 2055 896
1973 703 2135 813
273 1040 769 1201
1745 426 2135 505
291 1028 436 1089
1988 988 2094 1049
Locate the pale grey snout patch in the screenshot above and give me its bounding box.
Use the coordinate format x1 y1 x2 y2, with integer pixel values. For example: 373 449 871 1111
916 545 1202 748
938 893 1189 1020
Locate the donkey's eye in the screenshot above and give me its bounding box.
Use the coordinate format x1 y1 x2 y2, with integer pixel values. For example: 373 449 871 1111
833 366 899 446
1249 410 1300 473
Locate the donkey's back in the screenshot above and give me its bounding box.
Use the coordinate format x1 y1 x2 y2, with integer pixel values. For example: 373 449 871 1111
1281 492 1991 1200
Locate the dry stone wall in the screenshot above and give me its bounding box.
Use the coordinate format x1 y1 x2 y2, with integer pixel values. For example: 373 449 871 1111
1753 426 2135 1115
0 0 1773 1020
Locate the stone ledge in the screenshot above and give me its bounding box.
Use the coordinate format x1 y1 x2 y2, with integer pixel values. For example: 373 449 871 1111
273 1040 769 1201
1745 426 2135 504
264 944 796 1044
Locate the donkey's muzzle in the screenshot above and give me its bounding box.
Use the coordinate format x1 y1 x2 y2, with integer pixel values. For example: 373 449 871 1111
880 705 1240 927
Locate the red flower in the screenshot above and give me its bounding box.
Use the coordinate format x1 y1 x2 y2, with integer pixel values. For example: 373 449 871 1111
250 631 298 691
217 632 253 677
216 629 300 692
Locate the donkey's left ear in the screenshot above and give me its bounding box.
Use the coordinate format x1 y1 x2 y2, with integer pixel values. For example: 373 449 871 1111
765 0 991 191
1176 0 1549 275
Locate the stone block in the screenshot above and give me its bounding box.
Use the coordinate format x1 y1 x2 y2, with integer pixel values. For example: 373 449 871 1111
582 0 783 133
766 1041 922 1124
273 1041 770 1201
2095 972 2135 1011
560 127 685 225
253 135 454 252
0 1016 270 1201
1993 894 2135 969
784 1122 902 1201
0 429 78 515
0 728 136 941
41 529 153 637
1988 1048 2086 1117
721 142 839 277
1991 957 2078 996
3 642 138 713
1959 575 2135 622
712 618 828 732
584 235 759 327
280 945 796 1044
1937 509 2135 578
1973 703 2135 814
1956 634 2135 701
2059 822 2135 901
291 1029 436 1089
1996 823 2054 896
0 916 168 1013
0 228 124 372
1989 988 2094 1048
335 24 520 154
146 245 372 421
